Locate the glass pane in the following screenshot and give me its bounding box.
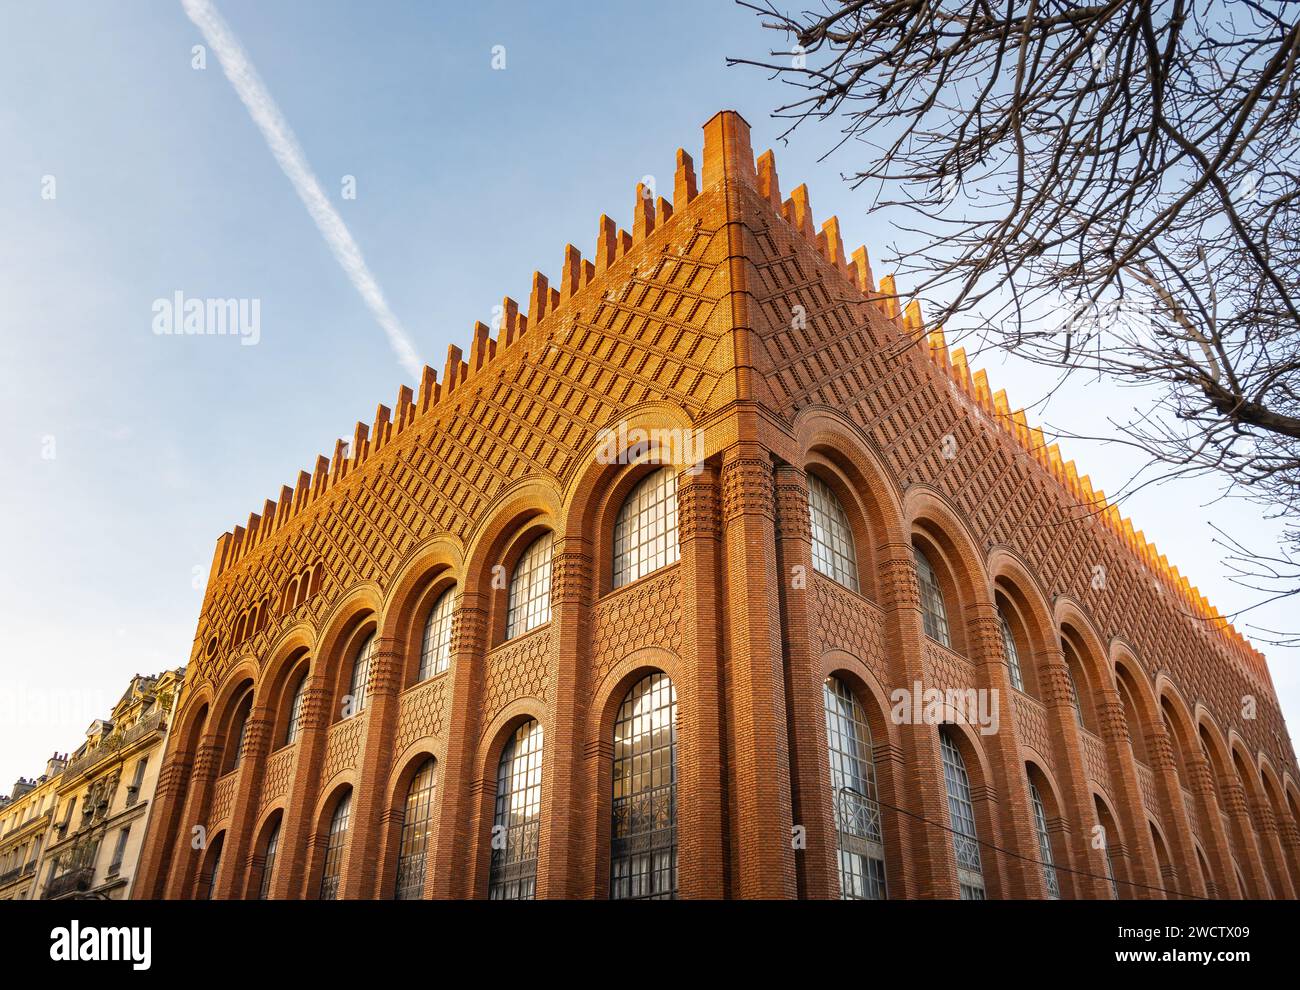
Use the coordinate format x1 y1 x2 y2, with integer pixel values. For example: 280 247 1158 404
611 673 678 899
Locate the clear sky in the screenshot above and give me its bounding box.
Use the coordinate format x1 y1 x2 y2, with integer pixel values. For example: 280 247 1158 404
1 0 1295 791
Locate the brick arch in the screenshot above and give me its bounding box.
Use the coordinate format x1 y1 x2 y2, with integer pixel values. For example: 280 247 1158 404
375 749 440 899
470 699 547 898
1112 658 1154 766
459 476 564 592
1147 818 1177 897
988 549 1056 699
1258 756 1300 893
1091 789 1132 897
1025 757 1078 897
584 646 684 898
304 780 356 899
244 806 285 899
258 634 313 749
312 587 383 725
197 828 226 899
1228 733 1291 897
795 405 910 601
936 717 1006 897
905 486 996 651
378 537 462 688
1196 711 1259 897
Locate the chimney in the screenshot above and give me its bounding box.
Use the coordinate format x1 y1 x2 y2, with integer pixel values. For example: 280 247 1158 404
47 753 68 777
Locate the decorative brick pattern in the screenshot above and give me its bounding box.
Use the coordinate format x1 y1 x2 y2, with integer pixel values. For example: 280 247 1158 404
590 568 683 687
395 678 449 753
482 629 551 730
260 746 296 811
322 718 362 784
210 771 238 829
811 575 888 683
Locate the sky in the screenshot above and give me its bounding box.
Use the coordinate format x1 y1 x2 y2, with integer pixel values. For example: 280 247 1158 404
0 0 1295 791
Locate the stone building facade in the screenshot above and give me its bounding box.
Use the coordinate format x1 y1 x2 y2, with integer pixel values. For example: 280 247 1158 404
0 756 66 900
34 669 184 900
133 112 1299 900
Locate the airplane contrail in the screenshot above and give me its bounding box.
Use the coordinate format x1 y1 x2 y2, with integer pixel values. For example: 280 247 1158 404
181 0 422 379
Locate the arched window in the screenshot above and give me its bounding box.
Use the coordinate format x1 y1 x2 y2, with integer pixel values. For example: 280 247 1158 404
489 719 543 899
611 672 677 899
506 534 553 639
612 469 680 588
257 821 280 900
418 588 456 682
998 609 1024 692
347 634 375 717
823 677 886 899
1065 661 1085 728
225 690 252 773
939 729 984 898
914 547 951 647
285 671 308 746
319 790 351 900
808 474 859 591
1095 799 1120 899
395 759 437 900
1028 779 1060 899
200 833 224 900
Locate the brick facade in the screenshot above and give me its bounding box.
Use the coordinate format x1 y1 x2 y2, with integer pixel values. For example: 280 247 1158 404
133 111 1300 900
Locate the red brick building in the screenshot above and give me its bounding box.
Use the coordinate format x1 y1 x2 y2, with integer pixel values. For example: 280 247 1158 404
133 111 1300 900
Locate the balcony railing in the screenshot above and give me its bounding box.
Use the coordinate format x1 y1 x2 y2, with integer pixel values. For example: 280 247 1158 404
62 710 166 779
43 867 95 900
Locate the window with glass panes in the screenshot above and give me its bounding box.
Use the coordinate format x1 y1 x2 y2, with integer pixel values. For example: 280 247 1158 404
395 759 437 899
808 474 859 591
418 588 455 681
257 821 280 900
612 469 679 588
823 677 887 899
348 635 374 716
285 672 307 745
999 610 1025 692
319 791 351 900
1029 780 1060 898
611 672 677 899
1065 661 1085 727
506 535 553 639
202 835 223 900
939 729 985 898
489 720 543 900
914 547 951 646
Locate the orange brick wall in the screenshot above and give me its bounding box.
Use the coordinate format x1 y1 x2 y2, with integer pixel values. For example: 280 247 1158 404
133 111 1300 900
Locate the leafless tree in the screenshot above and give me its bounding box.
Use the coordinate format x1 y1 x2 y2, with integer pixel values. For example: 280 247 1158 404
732 0 1300 635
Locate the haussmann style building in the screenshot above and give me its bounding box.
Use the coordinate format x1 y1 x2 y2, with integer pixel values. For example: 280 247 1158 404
133 111 1300 901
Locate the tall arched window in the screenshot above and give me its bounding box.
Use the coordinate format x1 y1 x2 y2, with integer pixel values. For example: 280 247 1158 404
418 588 456 681
285 671 308 745
225 691 252 773
347 634 375 716
1028 779 1060 899
823 677 887 899
808 474 859 591
939 729 985 898
613 469 679 588
914 547 951 647
611 672 677 899
200 834 224 900
1065 661 1085 728
319 790 351 900
506 534 553 639
257 820 280 900
998 609 1025 692
395 759 437 900
489 720 544 900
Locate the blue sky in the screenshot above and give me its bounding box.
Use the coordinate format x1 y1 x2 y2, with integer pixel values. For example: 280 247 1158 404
1 0 1295 790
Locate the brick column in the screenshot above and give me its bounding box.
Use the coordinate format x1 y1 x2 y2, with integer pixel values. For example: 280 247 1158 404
1186 754 1241 897
876 541 956 898
1276 807 1300 895
269 682 330 898
1219 774 1270 897
772 463 837 899
1145 725 1208 898
1096 694 1162 897
1039 651 1113 898
428 594 487 898
133 743 193 898
1249 795 1295 898
537 537 592 898
341 636 404 898
966 602 1043 898
676 463 727 898
213 711 272 898
163 731 221 898
720 445 796 898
